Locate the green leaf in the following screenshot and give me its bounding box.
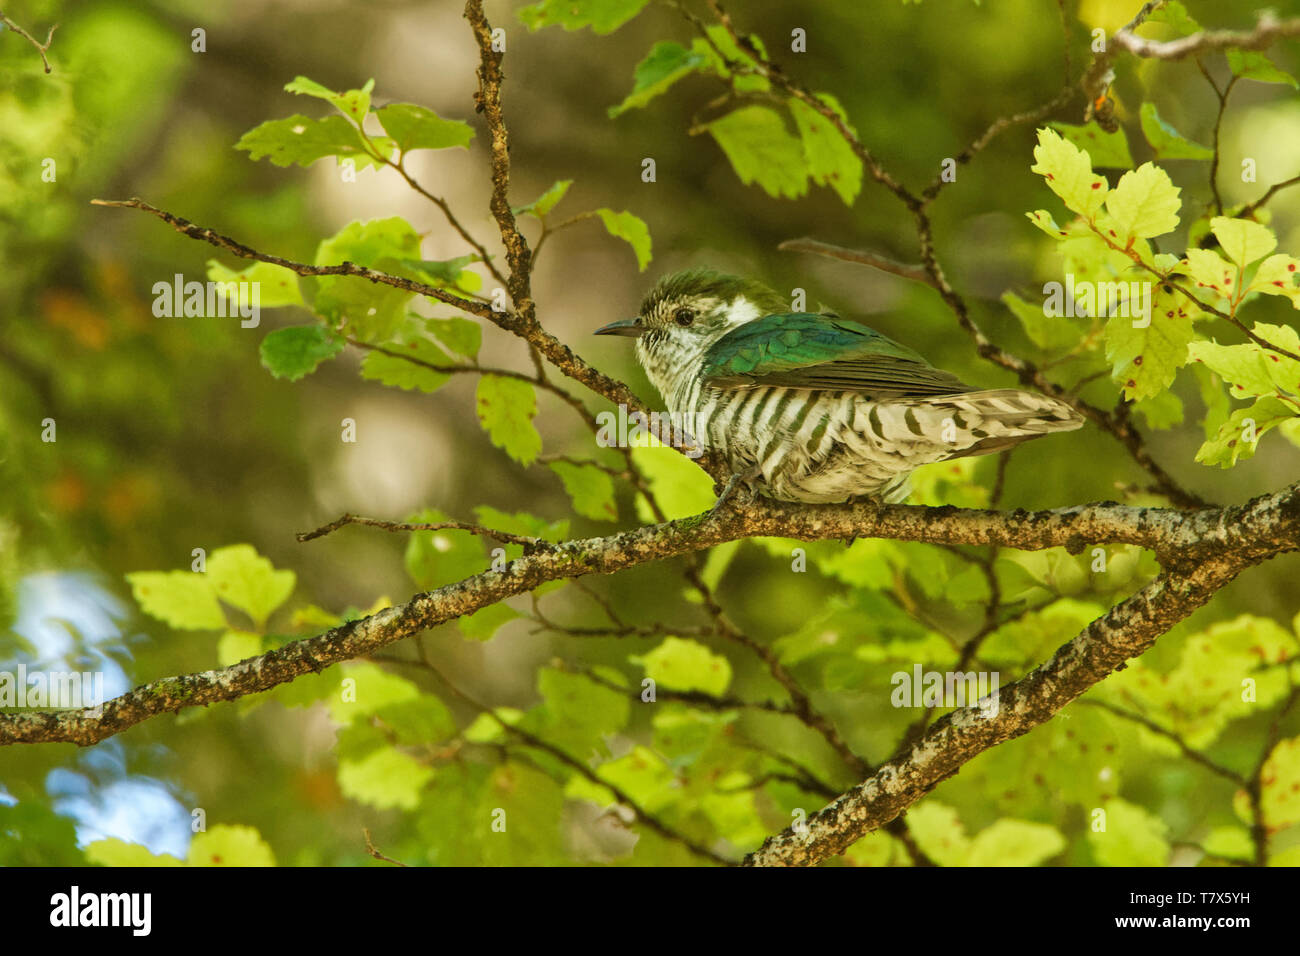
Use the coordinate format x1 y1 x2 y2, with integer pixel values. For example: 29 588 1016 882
1248 253 1300 304
514 179 573 218
594 208 652 271
1002 290 1079 350
634 636 731 695
1048 121 1133 169
1195 395 1297 467
1104 286 1196 400
1087 798 1169 866
403 509 487 589
85 839 183 867
425 316 482 359
1227 49 1298 88
206 260 303 308
376 695 457 746
235 114 378 169
548 460 617 521
188 825 276 867
126 571 225 630
285 75 375 124
1182 247 1237 299
217 630 262 667
518 0 650 34
1031 126 1107 217
313 217 423 340
359 320 454 393
1189 324 1300 399
708 105 809 200
1105 162 1181 239
338 746 433 810
476 375 542 465
1138 102 1213 160
376 103 474 153
1261 737 1300 827
532 668 630 757
905 802 971 866
1210 215 1277 266
207 544 296 628
609 42 708 118
328 661 420 723
965 819 1067 867
259 325 344 382
1145 1 1200 35
789 94 863 205
457 602 520 641
630 443 713 521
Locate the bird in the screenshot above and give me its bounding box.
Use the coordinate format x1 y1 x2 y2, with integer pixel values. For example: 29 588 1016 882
595 267 1084 506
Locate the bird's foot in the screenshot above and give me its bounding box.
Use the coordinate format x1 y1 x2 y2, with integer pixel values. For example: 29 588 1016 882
708 468 761 518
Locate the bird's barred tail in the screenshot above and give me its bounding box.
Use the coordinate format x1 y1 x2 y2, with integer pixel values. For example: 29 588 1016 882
871 387 1085 463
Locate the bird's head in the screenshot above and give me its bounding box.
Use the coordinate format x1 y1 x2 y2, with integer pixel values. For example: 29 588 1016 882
594 268 789 349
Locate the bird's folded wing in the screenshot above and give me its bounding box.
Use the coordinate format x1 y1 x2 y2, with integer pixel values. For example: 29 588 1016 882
700 312 970 396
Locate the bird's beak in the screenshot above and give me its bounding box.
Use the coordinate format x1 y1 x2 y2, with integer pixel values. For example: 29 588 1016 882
594 316 644 337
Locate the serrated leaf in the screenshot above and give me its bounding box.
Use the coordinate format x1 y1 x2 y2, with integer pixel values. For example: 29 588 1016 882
1261 737 1300 827
966 819 1066 867
188 825 276 867
708 105 809 200
1182 247 1237 299
207 544 296 627
514 179 573 218
206 260 303 308
376 103 473 153
457 602 519 641
1195 395 1297 467
1049 121 1133 169
236 114 377 169
338 746 433 810
313 217 423 340
518 0 649 34
594 208 652 271
633 636 731 695
1087 798 1169 866
1189 325 1300 399
85 839 183 867
1031 126 1107 217
285 75 375 124
1227 49 1298 88
359 322 453 393
425 316 481 359
259 325 344 382
1106 162 1181 239
1249 253 1300 305
548 460 617 521
1211 215 1277 267
609 42 707 118
789 94 862 205
217 630 262 667
1104 286 1195 400
1144 1 1200 36
1138 102 1213 160
476 375 542 465
1002 290 1079 350
126 571 225 630
403 509 487 589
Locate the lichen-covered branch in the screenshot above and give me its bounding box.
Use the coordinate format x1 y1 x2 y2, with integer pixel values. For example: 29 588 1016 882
5 481 1300 749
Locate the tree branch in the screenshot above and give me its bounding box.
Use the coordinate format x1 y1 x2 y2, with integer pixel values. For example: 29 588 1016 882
5 481 1300 749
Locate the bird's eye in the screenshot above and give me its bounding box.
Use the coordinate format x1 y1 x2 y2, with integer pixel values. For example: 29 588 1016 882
673 307 695 327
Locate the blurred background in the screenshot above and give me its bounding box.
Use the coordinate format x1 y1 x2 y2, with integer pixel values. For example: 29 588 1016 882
3 0 1300 865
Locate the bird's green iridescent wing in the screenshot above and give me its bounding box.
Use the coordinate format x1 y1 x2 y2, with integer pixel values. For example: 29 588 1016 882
700 313 969 396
